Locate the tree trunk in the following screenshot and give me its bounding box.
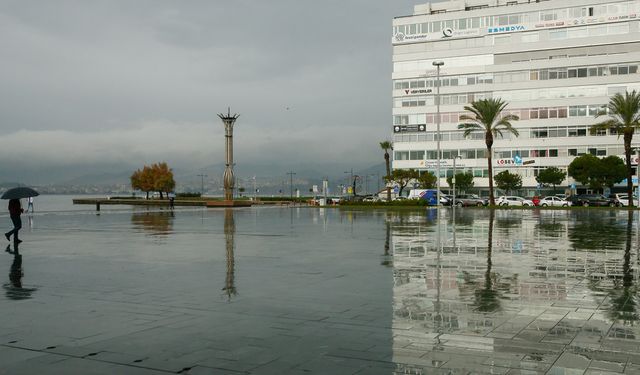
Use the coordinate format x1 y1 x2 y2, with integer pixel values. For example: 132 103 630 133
624 130 634 207
146 191 149 199
486 132 495 205
385 152 391 201
352 176 357 197
159 192 164 199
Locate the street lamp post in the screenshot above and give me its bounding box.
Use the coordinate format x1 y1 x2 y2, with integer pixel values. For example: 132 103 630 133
433 61 444 208
287 171 296 200
197 174 208 196
452 156 462 207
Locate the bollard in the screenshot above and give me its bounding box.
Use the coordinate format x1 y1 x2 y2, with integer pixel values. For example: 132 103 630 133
96 202 100 212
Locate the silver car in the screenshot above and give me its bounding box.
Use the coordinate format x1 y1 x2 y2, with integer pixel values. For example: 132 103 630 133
539 196 569 207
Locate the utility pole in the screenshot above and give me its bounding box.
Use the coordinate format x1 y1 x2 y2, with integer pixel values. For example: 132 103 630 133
197 174 208 196
344 168 354 196
287 171 296 200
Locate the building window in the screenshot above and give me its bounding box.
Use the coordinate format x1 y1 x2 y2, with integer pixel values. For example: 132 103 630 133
410 151 425 160
395 151 409 160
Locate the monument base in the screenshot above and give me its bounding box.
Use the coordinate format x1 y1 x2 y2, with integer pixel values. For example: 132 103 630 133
206 200 253 208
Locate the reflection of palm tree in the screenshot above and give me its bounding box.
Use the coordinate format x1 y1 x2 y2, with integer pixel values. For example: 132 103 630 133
381 214 392 267
474 209 501 312
222 209 237 300
607 211 639 324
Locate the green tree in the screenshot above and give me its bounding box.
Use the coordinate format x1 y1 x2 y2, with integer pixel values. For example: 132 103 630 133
590 91 640 206
600 156 627 189
458 98 519 205
568 154 601 189
380 141 393 202
385 169 418 197
447 172 474 193
494 170 522 194
568 154 626 190
536 167 566 192
416 171 437 189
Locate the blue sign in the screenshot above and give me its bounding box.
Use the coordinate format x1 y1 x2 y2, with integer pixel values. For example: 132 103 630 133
488 25 526 34
513 155 523 165
570 183 576 189
487 25 525 34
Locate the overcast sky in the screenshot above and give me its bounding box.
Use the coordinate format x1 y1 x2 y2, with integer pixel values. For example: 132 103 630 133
0 1 419 183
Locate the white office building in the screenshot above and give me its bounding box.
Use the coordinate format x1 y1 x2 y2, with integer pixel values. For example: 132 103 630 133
392 0 640 194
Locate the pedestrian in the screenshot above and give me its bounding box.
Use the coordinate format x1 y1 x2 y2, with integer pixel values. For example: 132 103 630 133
5 199 23 243
168 192 175 209
26 197 34 213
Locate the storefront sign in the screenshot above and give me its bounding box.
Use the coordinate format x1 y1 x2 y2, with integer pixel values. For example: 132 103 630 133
488 25 525 33
495 155 533 166
403 89 432 95
393 32 428 43
393 124 426 133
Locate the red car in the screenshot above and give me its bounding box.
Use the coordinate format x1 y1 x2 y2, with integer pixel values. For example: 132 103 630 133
532 196 541 206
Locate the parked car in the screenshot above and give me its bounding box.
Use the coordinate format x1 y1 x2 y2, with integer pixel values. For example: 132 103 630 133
496 196 534 206
554 194 568 200
362 195 379 203
393 196 407 201
441 194 453 206
539 196 569 207
610 193 639 207
567 194 619 207
453 194 488 207
532 196 541 206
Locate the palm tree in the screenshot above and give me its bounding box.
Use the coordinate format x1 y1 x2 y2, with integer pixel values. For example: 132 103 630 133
590 91 640 207
458 98 519 205
380 141 393 201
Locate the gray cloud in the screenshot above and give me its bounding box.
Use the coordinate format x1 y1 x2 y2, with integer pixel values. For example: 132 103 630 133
0 0 416 183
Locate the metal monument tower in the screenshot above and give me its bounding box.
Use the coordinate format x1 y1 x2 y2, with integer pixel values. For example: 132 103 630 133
218 108 239 201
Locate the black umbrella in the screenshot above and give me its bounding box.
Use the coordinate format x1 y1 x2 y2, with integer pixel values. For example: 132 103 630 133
1 187 40 200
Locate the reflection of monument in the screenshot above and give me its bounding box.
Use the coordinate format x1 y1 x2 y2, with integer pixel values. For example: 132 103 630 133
222 208 237 300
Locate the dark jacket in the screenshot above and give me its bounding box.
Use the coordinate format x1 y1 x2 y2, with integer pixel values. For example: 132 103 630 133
8 199 22 217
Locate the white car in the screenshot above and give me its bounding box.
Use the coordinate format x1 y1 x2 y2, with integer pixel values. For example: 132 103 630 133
613 193 639 207
539 196 569 207
496 196 534 206
363 196 380 202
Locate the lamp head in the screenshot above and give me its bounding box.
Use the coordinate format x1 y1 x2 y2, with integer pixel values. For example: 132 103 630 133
432 61 444 66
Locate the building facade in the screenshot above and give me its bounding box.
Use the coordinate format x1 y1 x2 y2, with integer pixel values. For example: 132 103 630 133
392 0 640 194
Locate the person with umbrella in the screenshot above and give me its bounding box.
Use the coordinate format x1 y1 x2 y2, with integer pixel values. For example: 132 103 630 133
2 187 39 243
5 199 23 243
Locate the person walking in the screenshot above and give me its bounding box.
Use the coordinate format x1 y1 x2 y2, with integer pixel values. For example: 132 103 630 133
26 197 34 213
5 199 23 243
168 192 175 209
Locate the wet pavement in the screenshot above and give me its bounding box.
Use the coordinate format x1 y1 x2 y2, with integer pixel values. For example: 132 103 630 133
0 206 639 374
393 208 640 375
0 207 392 374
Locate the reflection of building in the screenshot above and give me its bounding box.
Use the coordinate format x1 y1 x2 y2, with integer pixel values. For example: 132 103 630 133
391 210 640 373
392 0 640 193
